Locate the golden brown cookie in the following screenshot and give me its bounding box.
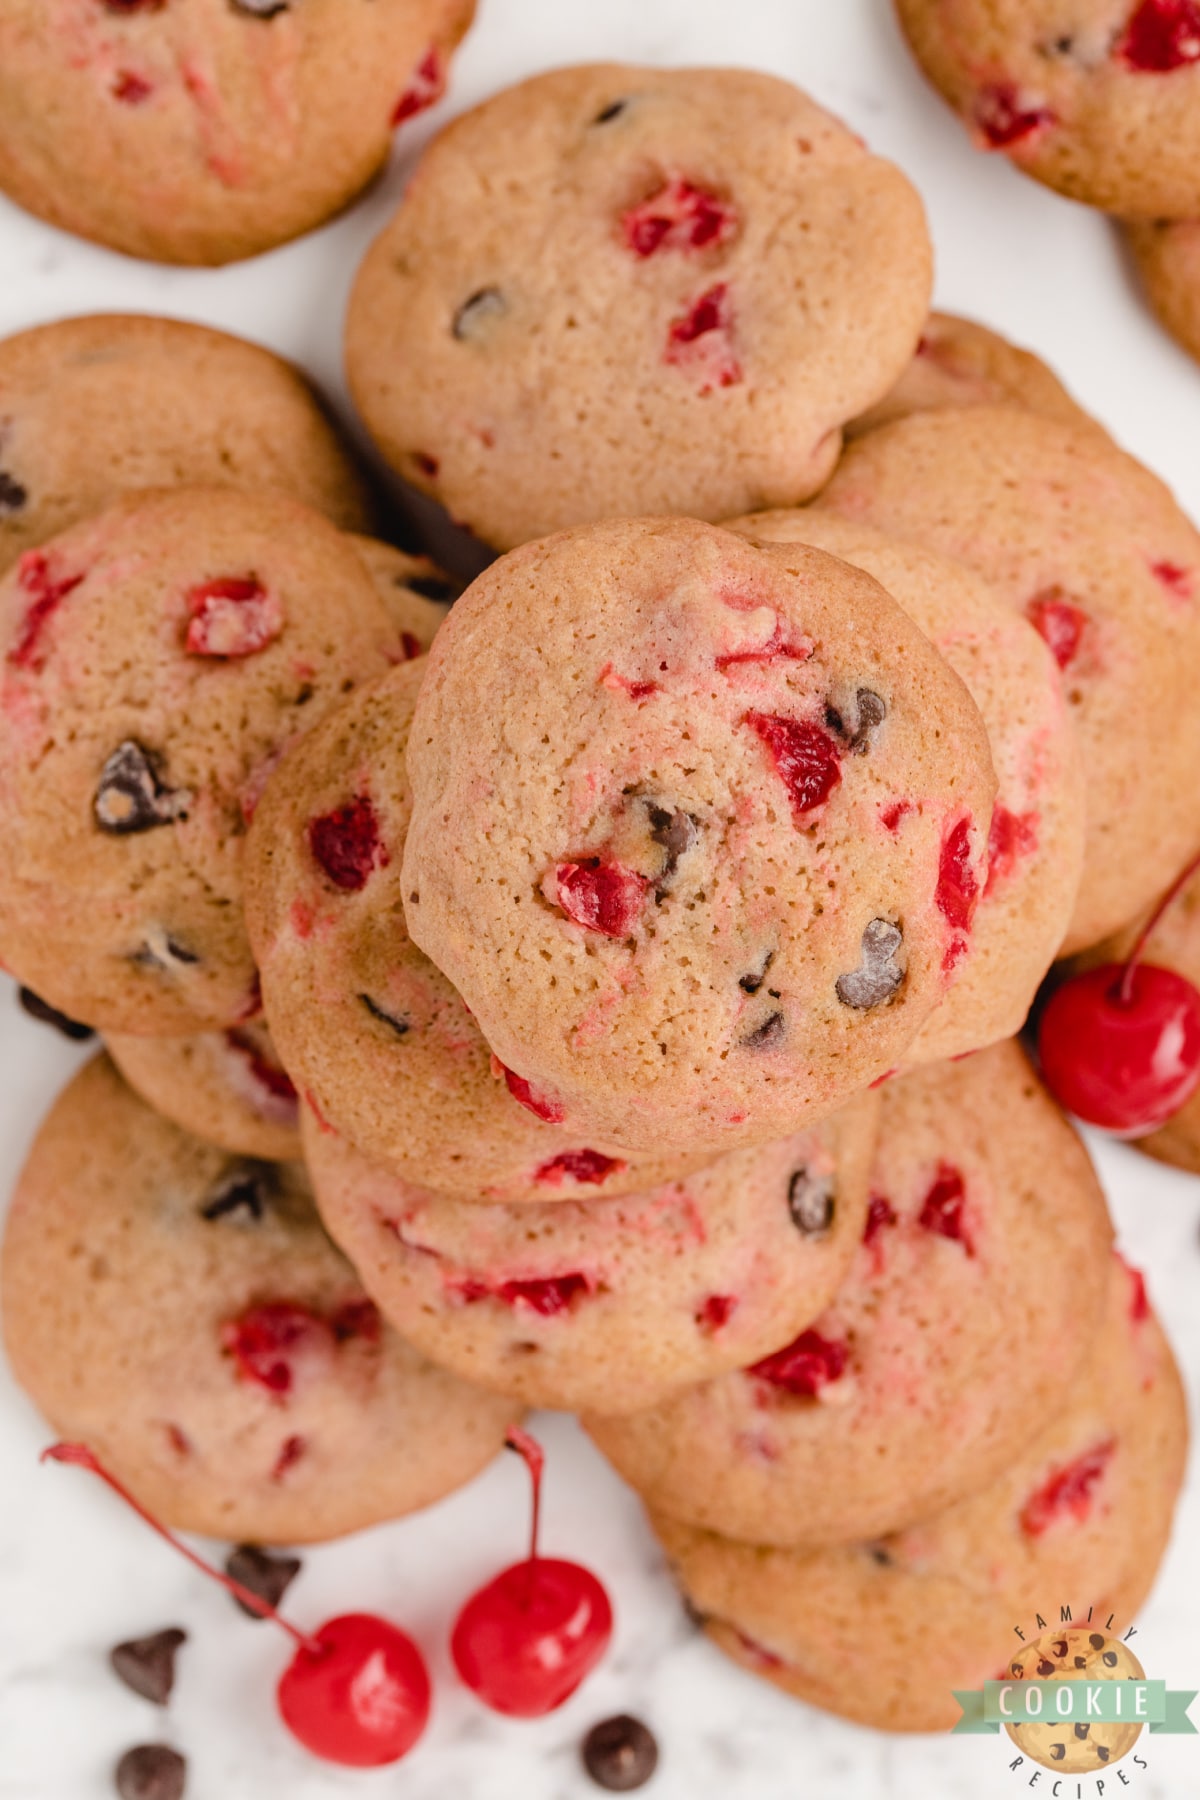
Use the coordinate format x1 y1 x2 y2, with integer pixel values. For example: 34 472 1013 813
106 1020 300 1160
1125 216 1200 366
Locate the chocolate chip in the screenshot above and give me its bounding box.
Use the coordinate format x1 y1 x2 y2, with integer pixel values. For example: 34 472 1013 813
647 804 698 891
592 98 629 124
230 0 291 15
132 930 200 971
452 287 506 340
835 919 904 1009
1097 1745 1111 1763
224 1544 301 1618
788 1166 835 1235
1074 1655 1088 1668
1050 1744 1066 1761
582 1715 659 1791
110 1630 187 1706
17 987 94 1040
739 950 774 995
0 470 27 516
741 1010 784 1050
1037 1659 1055 1676
1074 1723 1090 1739
1052 1639 1069 1658
848 689 887 754
404 572 460 603
200 1165 271 1223
868 1543 893 1567
1103 1650 1119 1667
114 1745 186 1800
95 741 190 835
360 993 410 1037
1090 1632 1105 1650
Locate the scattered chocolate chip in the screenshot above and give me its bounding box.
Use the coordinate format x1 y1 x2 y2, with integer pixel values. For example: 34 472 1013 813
452 287 506 340
1103 1650 1119 1667
1090 1632 1105 1650
1050 1743 1066 1761
94 742 190 835
224 1544 301 1618
1074 1655 1088 1669
200 1165 271 1223
230 0 291 15
835 919 904 1009
868 1543 893 1567
1097 1745 1111 1763
110 1630 187 1707
848 689 887 754
132 930 200 972
359 993 410 1037
1037 1658 1055 1677
647 804 698 891
114 1744 186 1800
738 950 775 996
582 1715 659 1791
17 987 94 1040
1052 1639 1069 1658
592 98 629 124
0 470 27 516
741 1010 784 1050
1074 1723 1090 1739
404 572 460 603
787 1166 835 1235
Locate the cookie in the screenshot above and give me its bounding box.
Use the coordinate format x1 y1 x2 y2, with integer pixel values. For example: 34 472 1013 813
652 1253 1185 1732
728 512 1085 1066
585 1043 1113 1547
0 1056 520 1543
402 517 996 1159
0 314 373 574
302 1091 879 1415
346 63 932 548
245 658 710 1201
894 0 1200 218
822 406 1200 953
347 536 459 656
0 0 476 264
106 1020 300 1161
0 486 396 1033
847 311 1093 440
1125 217 1200 366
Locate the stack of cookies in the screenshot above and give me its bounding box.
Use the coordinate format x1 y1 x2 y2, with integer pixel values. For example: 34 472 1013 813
0 56 1192 1750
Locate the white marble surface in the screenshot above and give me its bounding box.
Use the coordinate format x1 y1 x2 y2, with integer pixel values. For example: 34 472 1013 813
1 2 1199 1796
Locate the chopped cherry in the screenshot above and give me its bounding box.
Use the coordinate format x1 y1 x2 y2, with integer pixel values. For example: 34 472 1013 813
392 47 444 126
499 1274 592 1316
936 818 980 933
744 712 842 822
184 575 282 658
917 1162 974 1255
451 1428 613 1717
556 861 649 937
1118 0 1200 71
1038 849 1200 1133
42 1444 430 1767
696 1294 737 1333
747 1328 848 1397
498 1061 566 1123
973 83 1056 148
535 1149 625 1186
308 795 387 892
1020 1439 1116 1536
985 804 1038 896
1026 590 1088 671
863 1195 897 1243
8 550 84 670
221 1302 327 1395
622 179 737 257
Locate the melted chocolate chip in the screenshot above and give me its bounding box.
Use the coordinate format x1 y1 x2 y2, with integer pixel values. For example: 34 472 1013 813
94 742 190 835
200 1166 271 1223
452 287 506 340
114 1744 186 1800
132 931 200 971
360 993 410 1037
848 689 886 754
230 0 291 15
0 470 27 516
1103 1650 1119 1667
404 572 460 603
582 1716 659 1792
1037 1658 1055 1677
224 1544 301 1618
17 987 94 1040
738 950 775 995
835 919 904 1009
1050 1744 1066 1761
592 98 629 124
742 1010 784 1050
110 1630 187 1706
648 804 698 891
788 1166 835 1235
1074 1723 1090 1739
868 1543 893 1567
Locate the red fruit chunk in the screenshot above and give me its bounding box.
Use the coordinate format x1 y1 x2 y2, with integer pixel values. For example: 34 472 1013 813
221 1302 328 1396
937 818 980 933
556 860 649 937
278 1613 431 1766
113 69 153 103
308 795 388 891
271 1435 306 1481
392 48 444 125
918 1162 974 1255
498 1274 592 1317
716 621 810 670
184 575 282 658
973 82 1057 148
665 284 743 392
534 1149 625 1186
744 712 842 823
1020 1439 1116 1536
880 800 913 832
696 1293 737 1333
399 631 422 661
863 1194 897 1243
1119 0 1200 70
748 1328 848 1397
330 1297 381 1343
1038 962 1200 1133
452 1559 612 1717
225 1029 299 1106
985 804 1038 896
622 179 737 257
500 1063 566 1124
1118 1253 1151 1323
1026 590 1088 670
8 550 84 670
1151 558 1195 598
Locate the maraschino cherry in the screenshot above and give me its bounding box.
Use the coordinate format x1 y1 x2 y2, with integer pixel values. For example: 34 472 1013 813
451 1427 613 1717
1038 851 1200 1134
43 1443 431 1767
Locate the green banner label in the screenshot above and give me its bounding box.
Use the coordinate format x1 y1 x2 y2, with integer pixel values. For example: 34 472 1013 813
952 1682 1197 1734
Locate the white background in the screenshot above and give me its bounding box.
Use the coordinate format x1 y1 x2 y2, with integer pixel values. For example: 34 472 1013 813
0 3 1198 1797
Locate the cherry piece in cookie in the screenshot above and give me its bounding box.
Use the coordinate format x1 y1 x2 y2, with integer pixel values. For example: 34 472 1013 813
744 712 842 821
308 797 388 892
747 1328 848 1398
452 1428 613 1717
622 179 737 257
1020 1440 1116 1537
555 861 649 937
1118 0 1200 73
44 1444 431 1769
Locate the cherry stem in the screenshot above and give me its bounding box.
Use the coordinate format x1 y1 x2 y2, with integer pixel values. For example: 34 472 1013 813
1117 848 1200 1006
505 1427 545 1609
42 1443 320 1655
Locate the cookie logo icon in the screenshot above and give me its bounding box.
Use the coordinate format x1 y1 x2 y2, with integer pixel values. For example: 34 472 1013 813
1004 1627 1145 1773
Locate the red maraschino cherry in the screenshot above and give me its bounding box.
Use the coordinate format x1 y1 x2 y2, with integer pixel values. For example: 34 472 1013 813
43 1443 430 1767
1038 851 1200 1134
451 1427 613 1717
